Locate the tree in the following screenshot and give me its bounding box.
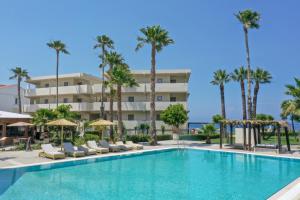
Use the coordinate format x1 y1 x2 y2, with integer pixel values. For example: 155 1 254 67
212 114 223 124
281 100 300 136
236 10 260 119
47 40 70 107
9 67 30 113
256 113 274 121
54 104 80 120
108 63 138 139
211 70 230 119
252 68 272 118
105 51 124 139
285 78 300 99
136 25 174 144
201 124 216 144
94 35 114 119
32 108 56 127
161 104 188 134
231 66 247 119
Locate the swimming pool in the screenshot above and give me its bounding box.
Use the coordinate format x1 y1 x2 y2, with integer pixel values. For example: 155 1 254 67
1 148 300 200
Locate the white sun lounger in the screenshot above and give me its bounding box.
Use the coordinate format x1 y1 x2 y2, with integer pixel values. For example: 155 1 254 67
99 140 121 152
126 141 143 150
39 144 65 160
115 141 133 151
77 144 97 155
87 141 109 154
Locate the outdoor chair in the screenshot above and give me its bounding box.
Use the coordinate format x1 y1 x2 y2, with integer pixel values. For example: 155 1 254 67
63 142 85 158
39 144 65 160
86 140 109 154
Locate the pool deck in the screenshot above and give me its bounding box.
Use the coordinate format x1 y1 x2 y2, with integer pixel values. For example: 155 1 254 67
2 140 300 168
1 140 300 199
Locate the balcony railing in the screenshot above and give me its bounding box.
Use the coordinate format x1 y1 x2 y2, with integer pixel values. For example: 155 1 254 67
23 102 91 112
25 85 92 97
25 83 188 97
24 101 187 112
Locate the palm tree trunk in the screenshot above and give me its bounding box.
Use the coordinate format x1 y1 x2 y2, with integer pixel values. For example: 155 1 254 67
220 84 227 141
17 76 22 113
109 87 114 140
100 46 105 119
56 51 59 108
109 64 114 140
252 82 259 118
150 43 157 144
241 80 247 120
117 84 123 139
220 84 226 119
291 115 296 139
244 26 252 119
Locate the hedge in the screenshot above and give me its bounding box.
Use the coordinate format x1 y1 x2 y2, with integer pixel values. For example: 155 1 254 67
126 134 173 143
157 134 172 141
179 134 220 141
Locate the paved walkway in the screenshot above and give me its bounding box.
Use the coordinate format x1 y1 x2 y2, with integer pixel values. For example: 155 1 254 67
1 140 300 168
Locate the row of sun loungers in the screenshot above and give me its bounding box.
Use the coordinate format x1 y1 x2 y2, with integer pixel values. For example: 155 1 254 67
39 140 143 160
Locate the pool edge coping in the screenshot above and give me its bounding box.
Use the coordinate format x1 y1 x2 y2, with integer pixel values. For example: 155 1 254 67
1 145 300 200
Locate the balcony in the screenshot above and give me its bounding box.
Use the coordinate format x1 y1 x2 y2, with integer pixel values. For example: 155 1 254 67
92 101 187 111
25 85 92 97
23 103 91 113
92 83 188 93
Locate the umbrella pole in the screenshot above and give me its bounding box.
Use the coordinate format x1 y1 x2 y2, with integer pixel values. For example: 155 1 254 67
61 126 63 151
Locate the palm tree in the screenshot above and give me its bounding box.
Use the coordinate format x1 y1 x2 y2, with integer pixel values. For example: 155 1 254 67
281 100 300 137
251 68 272 118
211 70 230 119
236 10 260 119
135 25 174 144
9 67 30 113
94 35 114 119
105 51 124 139
231 66 247 120
108 63 138 139
285 78 300 99
47 40 69 107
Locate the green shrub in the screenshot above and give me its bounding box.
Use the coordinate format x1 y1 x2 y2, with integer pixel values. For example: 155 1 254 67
85 131 99 135
84 133 100 142
179 134 219 141
73 137 86 146
126 135 150 143
15 143 26 150
157 134 172 141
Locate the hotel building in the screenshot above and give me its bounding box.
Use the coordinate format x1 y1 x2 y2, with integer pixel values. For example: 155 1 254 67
24 69 190 131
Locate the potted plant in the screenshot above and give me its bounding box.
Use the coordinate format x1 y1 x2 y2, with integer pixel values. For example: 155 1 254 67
161 104 188 140
201 124 216 144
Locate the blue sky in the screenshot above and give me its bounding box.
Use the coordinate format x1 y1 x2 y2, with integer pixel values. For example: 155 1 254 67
0 0 299 121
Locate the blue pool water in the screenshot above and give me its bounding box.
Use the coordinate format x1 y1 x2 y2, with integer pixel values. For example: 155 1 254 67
1 149 300 200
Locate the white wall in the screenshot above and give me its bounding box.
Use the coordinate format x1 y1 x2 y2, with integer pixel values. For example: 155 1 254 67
0 85 29 113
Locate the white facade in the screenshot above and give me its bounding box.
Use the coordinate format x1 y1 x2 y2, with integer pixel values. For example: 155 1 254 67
24 70 191 131
0 85 29 113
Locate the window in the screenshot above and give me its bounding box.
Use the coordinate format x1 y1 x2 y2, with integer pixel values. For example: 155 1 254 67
63 98 68 103
128 96 134 102
64 82 69 86
77 82 82 85
45 83 49 88
157 78 163 83
128 114 134 121
156 114 161 120
44 99 49 104
15 98 18 105
77 98 82 103
170 97 177 102
157 96 163 101
170 79 177 83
